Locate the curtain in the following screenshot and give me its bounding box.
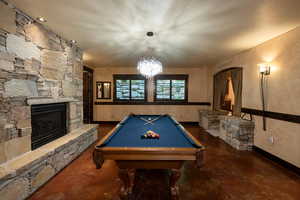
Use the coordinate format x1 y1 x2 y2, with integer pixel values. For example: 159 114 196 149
231 69 242 116
213 72 227 111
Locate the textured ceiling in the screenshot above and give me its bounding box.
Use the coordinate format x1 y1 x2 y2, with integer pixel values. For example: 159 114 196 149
10 0 300 68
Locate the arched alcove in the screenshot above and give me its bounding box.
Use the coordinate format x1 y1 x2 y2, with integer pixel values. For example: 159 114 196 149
213 67 243 116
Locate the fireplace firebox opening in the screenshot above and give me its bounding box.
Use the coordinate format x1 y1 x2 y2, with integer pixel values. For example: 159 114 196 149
31 103 67 150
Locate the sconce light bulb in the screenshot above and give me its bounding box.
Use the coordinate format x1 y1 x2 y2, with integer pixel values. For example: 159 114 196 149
37 17 47 23
259 63 271 75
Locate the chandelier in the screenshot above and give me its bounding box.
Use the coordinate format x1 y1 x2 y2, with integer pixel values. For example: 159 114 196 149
137 56 162 78
137 31 163 78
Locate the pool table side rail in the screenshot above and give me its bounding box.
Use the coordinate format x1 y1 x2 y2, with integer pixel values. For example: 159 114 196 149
99 147 199 160
168 114 204 148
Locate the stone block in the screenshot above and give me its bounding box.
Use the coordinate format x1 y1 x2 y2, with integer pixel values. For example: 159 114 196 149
69 103 77 120
41 49 67 80
0 178 29 200
62 80 75 97
10 106 30 122
0 52 14 71
73 61 83 79
52 143 78 172
30 165 55 191
3 124 18 141
0 142 6 164
24 58 41 75
17 119 31 129
0 30 7 49
4 135 31 161
24 23 62 51
4 79 38 97
6 34 41 61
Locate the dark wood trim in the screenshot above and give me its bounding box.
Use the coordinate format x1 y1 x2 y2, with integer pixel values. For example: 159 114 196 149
214 67 242 76
241 107 300 124
154 74 188 102
113 74 147 102
83 66 94 124
253 146 300 176
83 66 94 73
96 81 111 99
95 101 211 106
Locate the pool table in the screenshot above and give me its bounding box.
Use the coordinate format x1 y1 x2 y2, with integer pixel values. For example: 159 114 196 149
93 114 205 200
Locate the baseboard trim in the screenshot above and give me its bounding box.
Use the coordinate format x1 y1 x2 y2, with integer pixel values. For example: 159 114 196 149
253 146 300 176
93 121 119 124
180 122 199 125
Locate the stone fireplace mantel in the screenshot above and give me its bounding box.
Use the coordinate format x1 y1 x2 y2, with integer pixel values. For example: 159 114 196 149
27 97 79 105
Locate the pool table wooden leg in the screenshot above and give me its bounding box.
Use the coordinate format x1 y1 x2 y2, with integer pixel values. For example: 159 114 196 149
196 149 205 168
118 168 135 199
170 169 181 200
92 150 104 169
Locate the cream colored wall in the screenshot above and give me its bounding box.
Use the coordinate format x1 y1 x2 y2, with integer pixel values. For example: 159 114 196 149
93 67 210 122
208 27 300 167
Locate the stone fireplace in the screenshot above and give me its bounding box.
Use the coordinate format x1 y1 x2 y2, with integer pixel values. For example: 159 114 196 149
0 2 98 199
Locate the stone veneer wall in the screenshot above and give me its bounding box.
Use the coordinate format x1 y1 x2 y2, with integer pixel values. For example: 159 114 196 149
0 2 99 199
0 1 84 164
198 110 226 130
219 116 255 150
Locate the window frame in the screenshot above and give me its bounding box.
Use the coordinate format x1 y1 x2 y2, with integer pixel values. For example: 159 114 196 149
154 74 188 102
113 74 148 102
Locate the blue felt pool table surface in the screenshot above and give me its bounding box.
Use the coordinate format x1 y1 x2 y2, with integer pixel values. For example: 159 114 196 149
100 114 198 148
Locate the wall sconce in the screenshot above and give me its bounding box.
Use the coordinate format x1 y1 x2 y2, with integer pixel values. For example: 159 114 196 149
258 63 271 131
259 63 271 76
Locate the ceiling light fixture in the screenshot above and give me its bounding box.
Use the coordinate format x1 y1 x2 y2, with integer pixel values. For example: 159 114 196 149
137 56 163 79
70 40 77 44
36 17 47 23
137 32 163 79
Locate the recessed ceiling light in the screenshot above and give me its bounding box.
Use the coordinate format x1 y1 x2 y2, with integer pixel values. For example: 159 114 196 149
70 40 77 44
36 17 47 23
146 31 154 37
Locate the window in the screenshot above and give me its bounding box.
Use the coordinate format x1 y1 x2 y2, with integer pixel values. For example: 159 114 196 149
114 75 147 101
154 75 188 101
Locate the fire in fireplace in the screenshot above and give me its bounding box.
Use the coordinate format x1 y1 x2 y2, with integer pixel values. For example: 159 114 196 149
31 103 67 150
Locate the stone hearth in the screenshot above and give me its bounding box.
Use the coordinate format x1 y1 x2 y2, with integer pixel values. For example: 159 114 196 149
0 124 98 200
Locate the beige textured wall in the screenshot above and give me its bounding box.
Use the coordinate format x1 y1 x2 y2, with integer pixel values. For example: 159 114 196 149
208 27 300 167
93 67 210 122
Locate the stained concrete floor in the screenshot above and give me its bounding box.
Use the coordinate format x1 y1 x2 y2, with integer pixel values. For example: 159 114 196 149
28 124 300 200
